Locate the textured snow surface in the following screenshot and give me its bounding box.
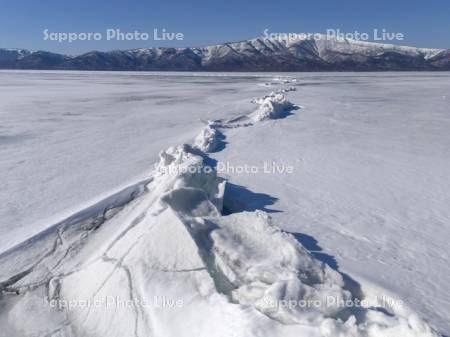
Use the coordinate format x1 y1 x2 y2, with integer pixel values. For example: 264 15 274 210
0 70 273 251
250 91 297 121
0 71 447 337
213 73 450 336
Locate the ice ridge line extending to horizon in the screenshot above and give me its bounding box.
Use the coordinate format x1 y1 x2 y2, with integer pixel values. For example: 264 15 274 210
0 77 442 337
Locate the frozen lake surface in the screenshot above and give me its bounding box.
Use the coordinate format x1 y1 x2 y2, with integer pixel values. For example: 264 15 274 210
0 71 272 250
213 72 450 334
0 70 449 336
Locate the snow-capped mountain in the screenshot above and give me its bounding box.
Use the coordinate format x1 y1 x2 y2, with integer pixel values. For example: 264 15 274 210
1 36 449 70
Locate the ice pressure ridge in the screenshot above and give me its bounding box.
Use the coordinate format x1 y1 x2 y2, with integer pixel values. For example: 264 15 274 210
0 77 440 337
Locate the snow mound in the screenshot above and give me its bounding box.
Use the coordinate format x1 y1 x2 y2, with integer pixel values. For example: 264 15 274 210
250 92 296 121
207 211 351 324
0 144 229 337
272 76 298 84
193 122 223 153
155 144 226 215
278 86 297 93
258 76 298 88
190 212 437 337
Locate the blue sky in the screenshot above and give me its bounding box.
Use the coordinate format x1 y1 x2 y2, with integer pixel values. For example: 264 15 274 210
0 0 449 54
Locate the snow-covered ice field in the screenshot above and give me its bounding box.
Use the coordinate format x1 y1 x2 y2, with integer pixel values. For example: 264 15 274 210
0 71 272 251
212 73 450 335
0 70 449 337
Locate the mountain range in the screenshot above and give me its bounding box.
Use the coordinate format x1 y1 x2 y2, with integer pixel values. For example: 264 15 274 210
1 36 450 71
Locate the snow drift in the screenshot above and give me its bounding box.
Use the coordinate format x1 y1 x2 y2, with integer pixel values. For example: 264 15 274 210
193 122 224 153
250 92 297 121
